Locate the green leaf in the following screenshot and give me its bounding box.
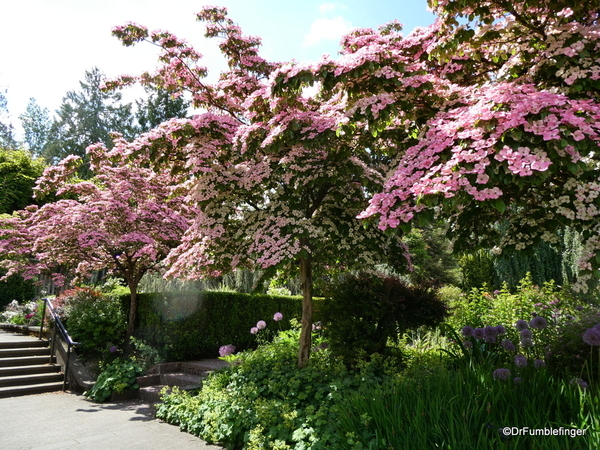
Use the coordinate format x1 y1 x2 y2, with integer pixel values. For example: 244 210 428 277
492 199 506 214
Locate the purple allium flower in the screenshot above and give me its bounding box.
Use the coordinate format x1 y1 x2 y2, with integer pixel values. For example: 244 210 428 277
583 328 600 346
495 325 506 335
515 355 528 368
520 338 534 348
473 328 485 340
571 378 588 389
250 327 259 334
109 346 117 353
520 329 533 340
493 368 511 381
530 316 548 330
463 340 473 349
484 325 498 337
534 359 546 369
575 305 584 311
493 290 500 295
501 339 516 352
513 377 523 385
219 344 236 357
273 312 283 321
256 320 267 330
461 326 474 338
485 335 497 344
515 320 529 331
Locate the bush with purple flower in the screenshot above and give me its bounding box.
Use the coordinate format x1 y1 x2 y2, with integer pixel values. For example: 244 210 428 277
514 354 528 368
493 368 511 381
219 344 236 357
583 326 600 346
530 316 548 330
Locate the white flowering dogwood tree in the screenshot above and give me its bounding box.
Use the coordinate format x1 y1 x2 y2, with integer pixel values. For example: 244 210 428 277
275 0 600 290
107 7 409 367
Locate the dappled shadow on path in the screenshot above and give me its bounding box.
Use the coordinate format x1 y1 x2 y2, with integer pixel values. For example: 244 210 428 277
76 398 156 421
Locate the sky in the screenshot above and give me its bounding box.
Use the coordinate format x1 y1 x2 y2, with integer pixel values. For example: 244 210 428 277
0 0 436 135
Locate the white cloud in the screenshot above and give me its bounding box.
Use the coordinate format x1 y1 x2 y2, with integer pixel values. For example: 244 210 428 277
318 3 347 14
303 16 353 47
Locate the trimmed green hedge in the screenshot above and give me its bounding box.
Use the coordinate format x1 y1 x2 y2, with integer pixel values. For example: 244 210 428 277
125 291 304 361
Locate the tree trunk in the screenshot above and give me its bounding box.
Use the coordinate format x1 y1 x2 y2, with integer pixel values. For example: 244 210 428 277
125 281 138 355
298 255 313 368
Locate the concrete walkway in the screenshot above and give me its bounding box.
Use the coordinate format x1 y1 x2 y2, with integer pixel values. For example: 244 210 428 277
0 329 225 449
0 391 223 450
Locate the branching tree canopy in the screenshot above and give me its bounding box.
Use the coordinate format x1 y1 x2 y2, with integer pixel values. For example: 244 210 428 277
273 0 600 291
108 7 410 367
0 143 194 347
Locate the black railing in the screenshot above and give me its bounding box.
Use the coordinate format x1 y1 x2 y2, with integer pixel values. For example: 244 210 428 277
39 298 80 390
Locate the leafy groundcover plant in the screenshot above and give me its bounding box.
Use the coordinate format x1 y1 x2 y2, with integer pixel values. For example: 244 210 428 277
85 358 144 403
156 324 400 449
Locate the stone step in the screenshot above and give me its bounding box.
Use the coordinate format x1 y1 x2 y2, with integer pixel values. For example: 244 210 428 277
0 347 51 358
139 385 166 404
0 339 49 349
0 381 63 399
0 355 55 367
160 372 202 388
0 371 64 388
0 364 61 377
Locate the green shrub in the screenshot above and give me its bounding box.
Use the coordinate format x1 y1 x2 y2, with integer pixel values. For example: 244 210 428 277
156 327 398 449
320 273 448 365
129 336 164 371
458 249 495 291
59 287 126 359
85 358 144 402
445 274 582 342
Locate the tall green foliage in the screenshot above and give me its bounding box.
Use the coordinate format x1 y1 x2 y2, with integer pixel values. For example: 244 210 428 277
19 98 52 158
0 147 45 214
44 67 136 176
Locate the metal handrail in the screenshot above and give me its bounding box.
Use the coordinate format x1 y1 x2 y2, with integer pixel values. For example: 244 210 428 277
39 297 80 390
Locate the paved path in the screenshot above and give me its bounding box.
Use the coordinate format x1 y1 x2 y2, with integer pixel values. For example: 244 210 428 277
0 391 223 450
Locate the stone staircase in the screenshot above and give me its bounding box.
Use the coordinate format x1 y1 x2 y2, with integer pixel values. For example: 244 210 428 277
137 360 228 404
0 334 63 398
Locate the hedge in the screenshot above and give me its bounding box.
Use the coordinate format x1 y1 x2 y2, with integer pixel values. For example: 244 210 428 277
124 291 305 361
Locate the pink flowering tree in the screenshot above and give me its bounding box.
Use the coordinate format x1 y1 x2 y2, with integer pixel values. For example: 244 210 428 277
108 7 409 367
274 0 600 291
0 142 194 348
